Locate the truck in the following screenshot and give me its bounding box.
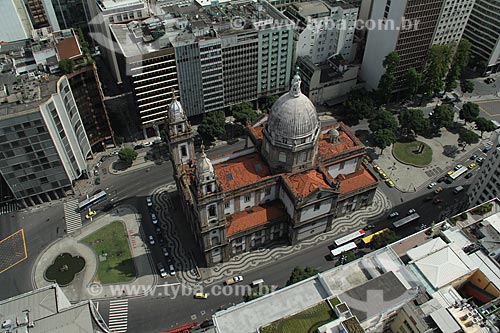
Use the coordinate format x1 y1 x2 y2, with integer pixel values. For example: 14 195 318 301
225 275 244 285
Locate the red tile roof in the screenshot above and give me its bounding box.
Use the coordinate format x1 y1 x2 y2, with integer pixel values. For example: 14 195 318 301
337 166 378 194
318 123 362 160
251 126 264 141
284 169 333 198
56 36 82 60
226 201 287 236
214 153 271 192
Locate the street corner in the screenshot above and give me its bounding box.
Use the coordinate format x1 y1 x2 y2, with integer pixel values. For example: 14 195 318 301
0 229 27 274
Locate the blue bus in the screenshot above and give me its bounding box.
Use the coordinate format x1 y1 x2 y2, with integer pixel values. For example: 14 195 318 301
78 191 108 211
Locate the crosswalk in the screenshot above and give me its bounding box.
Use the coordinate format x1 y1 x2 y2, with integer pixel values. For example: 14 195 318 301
64 199 82 234
108 299 129 333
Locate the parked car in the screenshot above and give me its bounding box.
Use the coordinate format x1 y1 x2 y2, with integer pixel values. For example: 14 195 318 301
408 209 416 215
427 182 437 189
151 213 158 224
465 173 473 179
147 196 153 207
385 179 395 188
157 262 167 278
447 170 454 175
169 264 176 276
454 164 463 171
477 157 485 165
484 146 492 153
134 145 143 150
85 210 97 219
437 177 446 183
162 247 169 257
468 163 476 169
471 154 478 160
194 292 208 299
109 151 119 156
155 227 162 235
389 212 399 218
158 237 165 246
148 235 155 245
363 224 375 231
434 187 443 194
143 141 153 147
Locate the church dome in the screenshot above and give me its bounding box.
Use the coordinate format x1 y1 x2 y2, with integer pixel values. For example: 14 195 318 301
265 73 320 145
169 97 185 122
196 148 214 181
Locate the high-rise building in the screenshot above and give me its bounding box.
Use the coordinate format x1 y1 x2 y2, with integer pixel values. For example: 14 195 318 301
284 0 358 64
463 0 500 74
25 0 61 30
87 0 150 84
110 0 295 122
50 0 93 33
0 0 33 42
0 74 92 208
360 0 474 91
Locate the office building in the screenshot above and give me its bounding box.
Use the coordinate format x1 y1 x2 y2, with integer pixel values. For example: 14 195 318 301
50 0 93 33
87 0 150 84
0 0 33 42
284 0 358 64
463 0 500 74
167 73 378 266
25 0 61 30
361 0 474 91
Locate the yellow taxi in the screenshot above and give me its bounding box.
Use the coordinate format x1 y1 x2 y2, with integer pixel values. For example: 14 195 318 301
85 210 97 219
373 164 382 173
380 172 389 180
385 179 395 188
447 170 454 175
434 187 443 194
194 292 209 299
468 163 476 169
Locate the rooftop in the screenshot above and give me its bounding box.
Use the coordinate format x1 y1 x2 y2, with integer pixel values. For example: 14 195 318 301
337 167 377 195
55 36 82 60
288 1 331 19
226 201 287 236
213 152 271 192
284 169 334 198
318 124 363 161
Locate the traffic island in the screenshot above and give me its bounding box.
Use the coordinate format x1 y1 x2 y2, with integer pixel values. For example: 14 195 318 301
82 221 136 284
44 253 85 286
392 141 433 167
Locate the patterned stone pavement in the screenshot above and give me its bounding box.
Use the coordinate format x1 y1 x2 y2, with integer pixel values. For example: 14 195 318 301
152 185 392 287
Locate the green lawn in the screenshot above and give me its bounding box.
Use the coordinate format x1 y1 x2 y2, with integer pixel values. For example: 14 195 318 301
260 301 336 333
393 141 432 167
82 221 136 284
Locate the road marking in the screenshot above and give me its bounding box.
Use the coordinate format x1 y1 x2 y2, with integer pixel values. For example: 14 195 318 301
108 299 129 333
0 229 27 274
155 283 181 287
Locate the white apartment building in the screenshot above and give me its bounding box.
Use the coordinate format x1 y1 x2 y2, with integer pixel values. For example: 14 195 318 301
284 0 358 64
87 0 150 84
432 0 475 45
0 0 34 42
469 130 500 206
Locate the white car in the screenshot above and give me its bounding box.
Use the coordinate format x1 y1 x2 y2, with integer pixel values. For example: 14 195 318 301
408 209 416 215
148 235 155 245
169 264 176 276
389 212 399 218
157 263 167 278
427 182 437 189
454 164 463 171
109 151 119 156
151 213 158 224
143 141 153 147
146 197 153 207
162 247 169 257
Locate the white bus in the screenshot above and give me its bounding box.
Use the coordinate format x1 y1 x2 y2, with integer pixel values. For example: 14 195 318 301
333 229 365 247
392 213 420 229
448 166 468 180
330 242 357 257
78 191 108 211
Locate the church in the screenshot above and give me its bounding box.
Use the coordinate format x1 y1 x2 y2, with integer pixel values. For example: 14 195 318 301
165 73 379 266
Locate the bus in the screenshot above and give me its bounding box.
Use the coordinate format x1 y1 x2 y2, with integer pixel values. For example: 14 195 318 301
392 213 420 229
334 229 365 247
78 191 108 211
361 228 390 245
448 166 468 180
330 242 357 257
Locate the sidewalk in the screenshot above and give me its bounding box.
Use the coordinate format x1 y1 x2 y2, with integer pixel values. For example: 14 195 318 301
108 150 158 175
32 205 156 301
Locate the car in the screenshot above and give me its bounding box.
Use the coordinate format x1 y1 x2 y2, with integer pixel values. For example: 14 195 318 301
95 177 101 185
362 158 369 166
194 292 208 299
408 209 416 215
377 168 385 176
454 164 463 171
465 173 473 179
437 177 446 183
477 157 485 165
155 227 162 235
389 212 400 218
162 247 169 257
373 164 381 172
169 264 176 276
96 161 102 168
484 146 492 153
434 187 443 194
380 172 388 180
200 320 214 329
225 275 244 285
151 213 158 224
109 151 119 156
385 179 395 188
427 182 437 189
471 154 478 160
447 170 454 175
468 163 476 169
433 197 443 204
363 224 375 231
94 169 99 176
143 141 153 147
157 262 168 278
146 196 153 207
484 78 495 84
85 210 97 219
134 144 143 150
158 237 165 246
416 224 428 231
148 235 155 245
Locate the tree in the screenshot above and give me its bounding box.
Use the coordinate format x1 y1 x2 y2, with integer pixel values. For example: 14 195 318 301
369 110 398 133
404 67 423 100
422 45 453 97
118 147 138 165
231 102 258 125
286 266 319 286
398 109 429 137
373 129 396 153
377 52 400 104
259 95 278 112
475 117 496 138
343 90 374 123
458 128 479 149
459 102 480 124
372 230 399 249
59 58 75 74
430 104 454 128
243 285 273 302
460 80 474 96
446 39 472 90
197 111 226 144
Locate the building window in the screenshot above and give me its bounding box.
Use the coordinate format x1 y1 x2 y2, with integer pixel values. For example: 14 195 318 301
339 161 345 170
244 194 251 203
278 152 286 162
180 145 187 157
224 201 230 209
265 187 272 195
208 205 216 217
314 202 321 211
